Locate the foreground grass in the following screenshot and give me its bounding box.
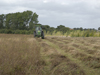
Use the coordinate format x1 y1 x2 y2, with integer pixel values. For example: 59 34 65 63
0 34 100 75
0 34 46 75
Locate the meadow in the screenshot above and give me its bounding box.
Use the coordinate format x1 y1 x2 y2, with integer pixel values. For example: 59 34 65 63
0 34 100 75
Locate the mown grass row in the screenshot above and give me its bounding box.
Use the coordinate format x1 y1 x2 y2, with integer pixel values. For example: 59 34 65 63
45 37 100 75
42 38 86 75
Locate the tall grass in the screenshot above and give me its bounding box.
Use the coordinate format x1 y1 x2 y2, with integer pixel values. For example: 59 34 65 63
44 30 100 37
0 34 46 75
67 30 100 37
44 30 66 36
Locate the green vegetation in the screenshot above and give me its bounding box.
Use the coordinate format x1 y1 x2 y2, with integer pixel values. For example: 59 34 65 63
0 10 38 30
0 10 100 37
66 30 100 37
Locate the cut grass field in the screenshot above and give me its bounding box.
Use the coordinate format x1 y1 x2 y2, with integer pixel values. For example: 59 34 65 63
0 34 100 75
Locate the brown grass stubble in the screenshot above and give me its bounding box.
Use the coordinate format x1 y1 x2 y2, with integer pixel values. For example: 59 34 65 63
46 37 75 52
67 40 100 69
0 35 46 75
46 37 100 69
79 38 100 57
68 40 100 69
40 42 58 56
72 43 97 55
68 38 100 57
36 37 58 56
78 38 100 49
72 51 100 69
45 37 86 75
50 54 85 75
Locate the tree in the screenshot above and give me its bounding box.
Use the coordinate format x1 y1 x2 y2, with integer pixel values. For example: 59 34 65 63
80 27 83 31
29 12 39 29
4 10 38 30
56 25 70 34
0 14 5 29
42 25 50 33
56 25 65 31
98 27 100 30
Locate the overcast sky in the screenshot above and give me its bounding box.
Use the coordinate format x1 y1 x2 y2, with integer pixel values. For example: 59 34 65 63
0 0 100 29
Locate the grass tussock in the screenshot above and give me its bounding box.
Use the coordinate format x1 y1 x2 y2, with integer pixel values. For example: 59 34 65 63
86 49 97 54
93 45 100 49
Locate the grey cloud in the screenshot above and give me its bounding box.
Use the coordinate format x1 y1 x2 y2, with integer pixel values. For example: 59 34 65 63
0 0 100 29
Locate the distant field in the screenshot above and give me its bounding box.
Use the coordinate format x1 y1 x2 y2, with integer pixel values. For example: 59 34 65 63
0 34 100 75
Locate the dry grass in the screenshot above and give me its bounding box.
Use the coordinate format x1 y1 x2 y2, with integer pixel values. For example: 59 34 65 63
0 34 46 75
44 36 100 75
0 34 100 75
50 54 85 75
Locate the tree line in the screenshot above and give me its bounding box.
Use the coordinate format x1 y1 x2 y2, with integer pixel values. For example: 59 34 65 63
0 10 38 30
0 10 100 36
